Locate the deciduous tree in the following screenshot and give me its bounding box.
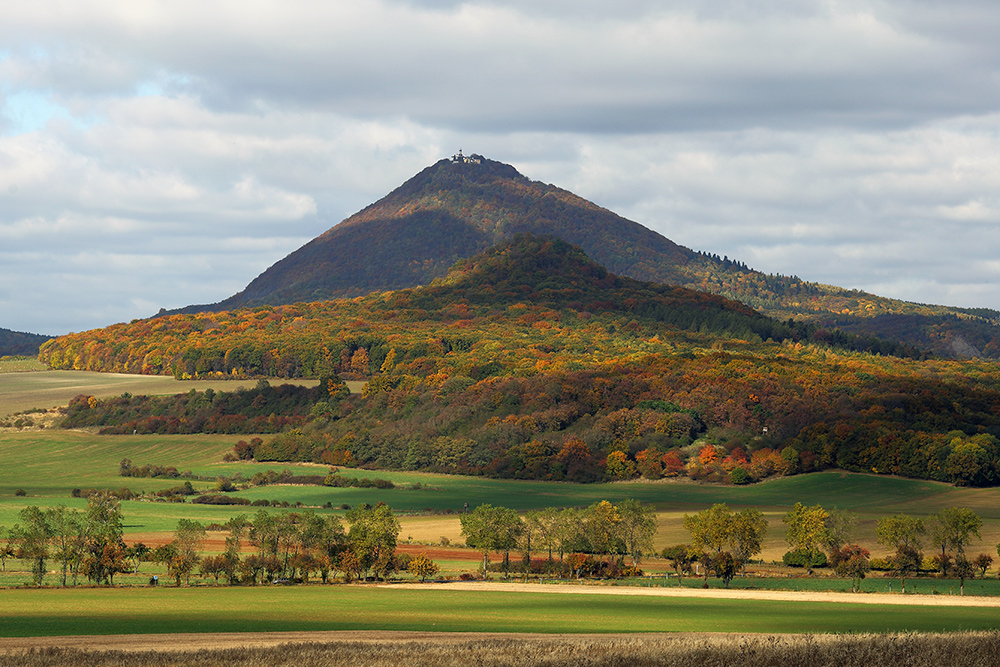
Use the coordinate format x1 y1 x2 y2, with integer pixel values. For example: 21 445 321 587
832 544 870 593
10 506 54 586
616 499 658 567
408 554 440 582
460 504 523 577
346 503 400 580
876 513 925 594
783 503 829 574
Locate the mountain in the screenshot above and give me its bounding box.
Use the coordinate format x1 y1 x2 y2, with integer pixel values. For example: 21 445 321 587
44 236 1000 486
0 327 53 357
41 234 917 377
166 153 1000 358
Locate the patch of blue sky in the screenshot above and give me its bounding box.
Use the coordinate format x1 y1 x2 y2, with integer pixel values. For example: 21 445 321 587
1 90 77 135
1 89 104 135
136 81 164 97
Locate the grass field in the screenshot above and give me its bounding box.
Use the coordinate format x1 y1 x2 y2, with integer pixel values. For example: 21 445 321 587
5 429 1000 560
0 357 48 373
0 369 318 417
3 586 1000 637
4 374 1000 642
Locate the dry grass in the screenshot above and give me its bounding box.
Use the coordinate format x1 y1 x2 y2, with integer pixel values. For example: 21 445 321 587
4 632 1000 667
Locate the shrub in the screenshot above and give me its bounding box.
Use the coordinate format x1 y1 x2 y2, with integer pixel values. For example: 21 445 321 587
192 494 251 505
782 549 828 569
729 467 751 485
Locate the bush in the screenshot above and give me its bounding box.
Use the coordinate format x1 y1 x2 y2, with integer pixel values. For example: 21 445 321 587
869 557 891 571
782 549 828 569
729 467 751 485
192 494 251 505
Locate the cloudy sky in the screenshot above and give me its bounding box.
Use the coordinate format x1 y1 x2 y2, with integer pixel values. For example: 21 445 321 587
3 0 1000 335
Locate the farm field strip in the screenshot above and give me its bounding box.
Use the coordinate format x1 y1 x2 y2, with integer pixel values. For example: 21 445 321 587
2 585 1000 638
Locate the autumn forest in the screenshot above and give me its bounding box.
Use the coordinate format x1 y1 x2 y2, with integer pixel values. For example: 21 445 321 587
38 235 1000 488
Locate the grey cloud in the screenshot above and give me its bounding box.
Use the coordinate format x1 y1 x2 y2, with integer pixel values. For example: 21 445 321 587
1 0 1000 334
4 1 999 133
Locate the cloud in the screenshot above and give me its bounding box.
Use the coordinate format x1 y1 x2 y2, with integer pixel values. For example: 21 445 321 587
0 0 999 333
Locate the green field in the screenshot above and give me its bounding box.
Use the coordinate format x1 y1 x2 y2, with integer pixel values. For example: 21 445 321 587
0 431 971 511
6 429 1000 555
0 356 47 373
5 378 1000 639
2 586 1000 637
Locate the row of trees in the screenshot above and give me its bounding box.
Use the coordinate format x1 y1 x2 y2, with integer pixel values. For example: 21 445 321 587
2 501 412 587
4 493 129 586
670 503 993 594
460 499 658 578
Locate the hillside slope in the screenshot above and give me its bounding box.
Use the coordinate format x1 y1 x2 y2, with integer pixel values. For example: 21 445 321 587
45 236 1000 487
167 154 1000 359
0 326 52 357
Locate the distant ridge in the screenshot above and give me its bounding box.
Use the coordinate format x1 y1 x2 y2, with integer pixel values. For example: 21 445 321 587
162 154 1000 359
0 327 53 357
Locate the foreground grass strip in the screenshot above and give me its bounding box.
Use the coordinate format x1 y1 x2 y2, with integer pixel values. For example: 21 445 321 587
2 587 1000 638
5 633 1000 667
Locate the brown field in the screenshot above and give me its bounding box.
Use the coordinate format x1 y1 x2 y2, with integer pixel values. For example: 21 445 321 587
3 631 1000 666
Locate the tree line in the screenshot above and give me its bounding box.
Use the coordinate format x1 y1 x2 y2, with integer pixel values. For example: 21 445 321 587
5 496 998 593
671 502 994 595
459 499 658 579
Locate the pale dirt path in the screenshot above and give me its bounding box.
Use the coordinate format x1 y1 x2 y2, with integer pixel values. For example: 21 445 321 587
383 580 1000 607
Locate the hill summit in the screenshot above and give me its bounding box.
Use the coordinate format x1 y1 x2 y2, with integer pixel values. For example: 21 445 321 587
177 154 704 313
166 153 1000 358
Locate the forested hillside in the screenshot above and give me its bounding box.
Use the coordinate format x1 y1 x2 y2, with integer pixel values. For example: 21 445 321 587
166 154 1000 359
43 236 1000 487
0 326 52 356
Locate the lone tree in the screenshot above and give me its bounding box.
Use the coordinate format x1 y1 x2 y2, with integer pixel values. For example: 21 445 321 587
408 554 440 582
929 507 982 574
832 544 871 593
10 506 54 586
876 513 925 594
783 503 829 575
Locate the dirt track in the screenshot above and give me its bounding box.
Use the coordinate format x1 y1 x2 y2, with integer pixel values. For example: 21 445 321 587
383 580 1000 607
2 581 998 654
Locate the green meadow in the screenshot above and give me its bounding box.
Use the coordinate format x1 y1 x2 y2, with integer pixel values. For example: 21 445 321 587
5 374 1000 638
2 586 1000 637
5 429 1000 547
